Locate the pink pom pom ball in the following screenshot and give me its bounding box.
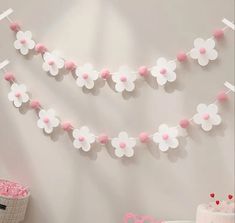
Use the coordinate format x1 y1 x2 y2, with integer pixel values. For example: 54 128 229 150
138 66 149 77
177 51 187 62
139 132 149 143
61 122 73 131
35 43 47 54
100 69 111 80
213 29 224 39
30 100 41 109
9 22 21 32
4 72 15 82
216 90 228 102
65 61 77 71
179 119 190 129
98 134 109 144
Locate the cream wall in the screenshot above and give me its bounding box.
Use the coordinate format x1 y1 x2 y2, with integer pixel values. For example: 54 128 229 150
0 0 234 222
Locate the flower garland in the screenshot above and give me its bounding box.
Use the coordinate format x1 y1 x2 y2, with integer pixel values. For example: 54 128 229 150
1 60 234 158
0 9 234 93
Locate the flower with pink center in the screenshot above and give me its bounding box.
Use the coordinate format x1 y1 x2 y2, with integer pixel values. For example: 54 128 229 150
153 124 179 152
14 31 35 55
112 66 137 93
72 126 95 151
37 109 60 134
42 51 65 76
193 104 221 131
111 132 136 158
75 63 98 89
8 83 29 108
151 57 177 86
190 38 218 66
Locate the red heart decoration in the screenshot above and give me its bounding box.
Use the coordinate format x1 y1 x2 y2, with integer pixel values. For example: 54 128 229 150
215 200 220 205
210 193 215 198
228 194 233 200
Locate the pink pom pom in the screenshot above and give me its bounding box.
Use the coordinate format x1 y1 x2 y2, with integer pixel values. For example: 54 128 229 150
98 134 109 144
100 69 110 80
61 122 73 131
177 51 187 62
216 90 228 102
139 132 149 143
9 22 21 32
138 66 149 77
179 119 190 129
213 29 224 39
65 61 77 71
35 43 47 54
4 72 15 82
30 100 41 109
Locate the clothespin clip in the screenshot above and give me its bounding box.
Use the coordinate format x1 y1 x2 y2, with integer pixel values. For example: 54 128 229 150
224 81 235 92
0 8 13 22
0 60 10 72
222 18 235 30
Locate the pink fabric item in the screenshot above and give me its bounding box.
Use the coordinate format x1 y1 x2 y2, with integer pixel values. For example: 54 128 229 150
100 69 111 79
61 122 73 131
213 29 224 39
79 136 85 142
15 92 21 98
4 72 15 82
123 212 162 223
98 134 109 144
138 66 149 77
120 76 127 82
65 61 77 71
82 73 89 80
179 119 190 128
119 142 126 149
177 51 187 62
0 179 29 199
43 117 50 123
30 100 41 109
160 68 167 75
139 132 149 143
9 22 21 32
199 48 206 54
203 113 210 120
217 90 228 102
35 43 47 54
162 133 169 140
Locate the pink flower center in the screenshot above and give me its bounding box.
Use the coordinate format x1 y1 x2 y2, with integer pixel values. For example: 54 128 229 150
160 68 167 76
20 39 27 44
120 75 127 82
119 142 126 149
199 47 206 54
162 133 169 140
14 92 21 98
82 73 89 80
48 60 55 66
203 113 210 120
43 117 50 124
78 136 85 142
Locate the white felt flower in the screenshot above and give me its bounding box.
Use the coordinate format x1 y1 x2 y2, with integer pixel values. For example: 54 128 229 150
193 104 221 131
151 58 177 86
190 38 218 66
153 124 179 152
37 109 60 134
8 83 29 108
75 64 98 89
72 126 95 151
112 66 137 92
14 31 35 55
111 132 136 158
42 51 65 76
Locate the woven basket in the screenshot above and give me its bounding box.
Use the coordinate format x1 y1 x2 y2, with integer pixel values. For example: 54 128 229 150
0 186 30 223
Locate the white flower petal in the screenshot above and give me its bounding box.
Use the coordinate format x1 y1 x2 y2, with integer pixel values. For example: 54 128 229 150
168 138 179 149
153 132 162 143
210 114 222 126
115 148 125 158
169 127 178 138
111 138 119 148
16 31 24 39
156 74 167 86
193 113 203 124
157 57 168 67
198 55 209 66
125 147 134 157
125 81 135 92
44 125 53 134
72 129 80 138
208 49 218 61
207 104 218 114
87 134 95 144
8 92 15 101
20 46 29 55
127 138 136 147
27 40 35 49
167 61 176 71
115 82 125 92
197 104 207 113
24 31 32 39
118 132 129 141
73 139 82 149
80 126 90 135
56 58 65 69
150 67 160 77
37 119 45 129
81 142 91 152
201 121 213 131
39 110 46 118
83 63 93 73
190 49 199 59
21 93 29 103
14 40 22 50
194 38 205 48
167 71 176 82
159 141 169 152
13 99 22 108
205 39 216 50
76 77 86 87
49 66 59 76
51 118 60 127
90 71 98 81
84 79 95 89
159 124 169 133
